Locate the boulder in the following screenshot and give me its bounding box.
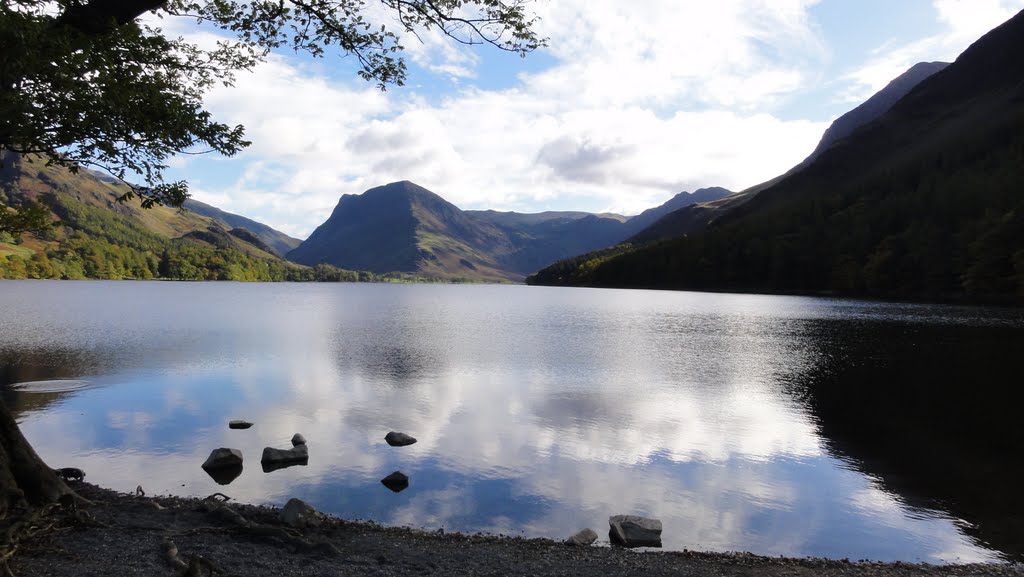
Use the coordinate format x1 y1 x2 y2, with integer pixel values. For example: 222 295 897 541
608 515 662 548
281 498 320 528
567 528 598 546
384 432 417 447
291 433 306 446
228 420 253 429
380 471 409 493
202 448 243 470
261 444 308 468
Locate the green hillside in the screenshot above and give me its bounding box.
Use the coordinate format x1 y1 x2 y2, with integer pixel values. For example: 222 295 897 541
529 10 1024 303
0 153 384 282
182 198 301 258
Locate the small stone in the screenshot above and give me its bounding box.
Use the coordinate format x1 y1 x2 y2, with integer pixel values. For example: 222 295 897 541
281 498 320 528
291 433 306 446
567 528 598 546
202 448 243 470
228 420 253 429
384 432 417 447
609 515 662 548
380 471 409 492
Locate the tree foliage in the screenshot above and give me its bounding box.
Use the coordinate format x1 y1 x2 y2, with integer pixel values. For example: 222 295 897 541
0 0 544 230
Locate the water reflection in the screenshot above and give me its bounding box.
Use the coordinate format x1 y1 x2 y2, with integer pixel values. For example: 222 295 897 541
0 281 1020 562
792 319 1024 560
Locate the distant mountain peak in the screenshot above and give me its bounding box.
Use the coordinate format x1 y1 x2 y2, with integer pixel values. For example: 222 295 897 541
288 181 648 280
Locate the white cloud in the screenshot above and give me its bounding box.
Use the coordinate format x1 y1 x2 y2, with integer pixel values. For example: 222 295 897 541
139 2 1024 238
150 1 836 237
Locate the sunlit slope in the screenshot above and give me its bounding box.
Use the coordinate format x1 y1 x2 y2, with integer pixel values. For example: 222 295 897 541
0 153 297 279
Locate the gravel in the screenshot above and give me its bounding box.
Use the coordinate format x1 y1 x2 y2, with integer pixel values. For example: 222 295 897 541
11 483 1023 577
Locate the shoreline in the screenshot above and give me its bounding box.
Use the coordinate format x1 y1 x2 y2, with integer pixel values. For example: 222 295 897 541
12 483 1022 577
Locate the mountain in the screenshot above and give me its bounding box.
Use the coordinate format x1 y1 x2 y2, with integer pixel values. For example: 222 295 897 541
182 198 301 258
625 62 950 246
627 189 743 244
288 181 515 281
1 152 316 281
468 210 628 227
528 9 1024 303
802 61 949 165
621 187 732 237
288 182 734 281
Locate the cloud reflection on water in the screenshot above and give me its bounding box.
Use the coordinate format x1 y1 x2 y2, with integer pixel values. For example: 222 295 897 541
0 281 1006 563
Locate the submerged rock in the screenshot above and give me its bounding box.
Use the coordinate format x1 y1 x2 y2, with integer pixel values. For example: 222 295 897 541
380 471 409 493
281 498 320 528
261 459 307 473
228 420 253 429
384 432 417 447
291 433 306 446
261 444 308 470
608 515 662 548
202 448 243 470
567 528 598 546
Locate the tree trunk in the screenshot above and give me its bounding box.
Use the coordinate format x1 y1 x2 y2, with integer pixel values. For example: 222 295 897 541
0 399 68 538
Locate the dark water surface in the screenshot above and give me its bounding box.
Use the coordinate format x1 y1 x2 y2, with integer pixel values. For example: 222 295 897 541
1 281 1022 562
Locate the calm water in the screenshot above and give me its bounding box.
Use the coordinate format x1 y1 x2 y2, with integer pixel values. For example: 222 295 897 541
1 281 1022 562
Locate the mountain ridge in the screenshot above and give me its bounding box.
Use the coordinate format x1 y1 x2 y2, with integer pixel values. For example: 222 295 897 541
287 182 732 280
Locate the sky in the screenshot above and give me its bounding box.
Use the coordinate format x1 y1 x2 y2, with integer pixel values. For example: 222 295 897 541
154 0 1024 239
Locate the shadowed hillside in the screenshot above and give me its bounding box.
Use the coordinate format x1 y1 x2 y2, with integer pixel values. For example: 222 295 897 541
529 10 1024 303
621 62 949 247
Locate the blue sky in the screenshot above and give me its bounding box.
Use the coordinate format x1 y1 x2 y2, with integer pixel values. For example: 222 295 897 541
154 0 1024 239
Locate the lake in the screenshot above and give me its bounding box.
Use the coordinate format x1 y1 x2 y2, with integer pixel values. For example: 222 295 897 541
1 280 1022 562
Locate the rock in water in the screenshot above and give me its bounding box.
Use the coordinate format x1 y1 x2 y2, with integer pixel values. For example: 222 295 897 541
202 448 243 470
380 471 409 492
608 515 662 548
261 444 309 467
567 528 598 546
281 498 320 528
291 433 306 446
228 420 253 429
384 432 417 447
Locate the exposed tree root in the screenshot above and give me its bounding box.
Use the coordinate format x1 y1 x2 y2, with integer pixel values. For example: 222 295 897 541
199 498 341 557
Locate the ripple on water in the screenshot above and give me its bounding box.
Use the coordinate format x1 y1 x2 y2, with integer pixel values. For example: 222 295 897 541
9 379 92 394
